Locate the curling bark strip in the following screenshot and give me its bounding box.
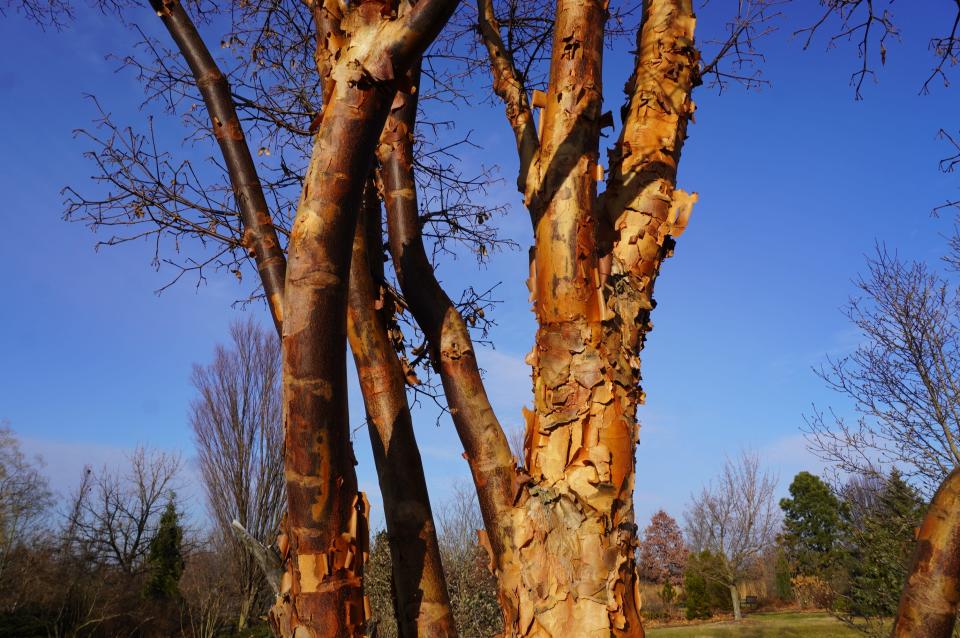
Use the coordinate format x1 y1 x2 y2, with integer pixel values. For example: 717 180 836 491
276 2 461 636
347 182 458 638
150 0 288 332
892 468 960 638
379 67 518 559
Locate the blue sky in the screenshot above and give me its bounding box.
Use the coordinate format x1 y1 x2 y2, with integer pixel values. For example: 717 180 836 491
1 3 957 530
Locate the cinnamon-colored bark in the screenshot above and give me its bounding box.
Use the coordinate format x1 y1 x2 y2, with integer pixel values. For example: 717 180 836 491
274 2 462 636
150 2 460 634
892 468 960 638
347 181 458 638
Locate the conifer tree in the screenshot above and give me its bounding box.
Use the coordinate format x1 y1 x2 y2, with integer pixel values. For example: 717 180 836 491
779 471 845 577
844 471 924 618
144 496 185 602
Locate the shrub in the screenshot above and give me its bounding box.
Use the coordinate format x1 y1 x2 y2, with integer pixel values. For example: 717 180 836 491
790 575 835 610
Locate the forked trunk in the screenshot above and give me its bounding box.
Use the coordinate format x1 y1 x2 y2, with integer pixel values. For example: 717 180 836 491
474 0 699 635
272 2 462 632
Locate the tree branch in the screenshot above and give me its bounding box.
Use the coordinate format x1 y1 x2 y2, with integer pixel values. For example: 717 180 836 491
151 0 288 331
378 64 517 553
476 0 538 199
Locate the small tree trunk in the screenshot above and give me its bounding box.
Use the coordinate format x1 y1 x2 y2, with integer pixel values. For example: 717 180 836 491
729 585 741 622
347 180 458 638
237 597 251 632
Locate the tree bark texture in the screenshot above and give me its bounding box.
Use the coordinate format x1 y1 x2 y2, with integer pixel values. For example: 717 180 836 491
473 1 700 635
275 4 457 629
347 180 459 638
379 67 519 566
729 585 741 622
892 468 960 638
149 1 461 634
146 1 463 635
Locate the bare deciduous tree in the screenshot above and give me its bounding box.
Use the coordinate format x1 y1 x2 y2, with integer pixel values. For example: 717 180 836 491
0 424 52 603
179 539 233 638
0 426 50 567
70 447 181 575
804 247 960 496
685 452 779 621
191 317 285 630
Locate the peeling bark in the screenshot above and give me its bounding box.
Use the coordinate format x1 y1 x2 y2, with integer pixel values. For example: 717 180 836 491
274 2 462 636
892 468 960 638
476 0 538 196
347 181 458 638
473 1 700 636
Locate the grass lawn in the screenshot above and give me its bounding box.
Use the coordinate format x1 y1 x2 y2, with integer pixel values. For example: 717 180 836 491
646 612 863 637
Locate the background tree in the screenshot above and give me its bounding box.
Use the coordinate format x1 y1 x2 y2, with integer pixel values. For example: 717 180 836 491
145 496 185 602
0 426 54 633
838 471 925 633
682 551 732 621
178 537 236 638
70 447 182 575
190 317 284 630
0 424 52 592
365 531 399 638
805 248 960 496
638 509 687 604
779 471 845 579
435 484 502 638
685 452 779 621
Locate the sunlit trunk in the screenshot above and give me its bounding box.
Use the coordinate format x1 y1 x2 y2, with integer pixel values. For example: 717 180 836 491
475 0 699 635
892 468 960 638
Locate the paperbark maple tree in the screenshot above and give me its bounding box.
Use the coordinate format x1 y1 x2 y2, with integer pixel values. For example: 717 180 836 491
58 0 780 636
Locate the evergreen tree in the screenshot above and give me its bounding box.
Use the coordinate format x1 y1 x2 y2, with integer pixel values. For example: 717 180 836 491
779 471 845 577
842 471 925 618
682 551 733 620
365 531 398 638
144 496 184 601
683 568 711 620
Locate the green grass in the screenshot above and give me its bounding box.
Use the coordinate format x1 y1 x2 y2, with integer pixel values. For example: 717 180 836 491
646 612 863 638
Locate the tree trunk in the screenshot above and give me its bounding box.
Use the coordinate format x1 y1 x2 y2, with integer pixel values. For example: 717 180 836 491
892 467 960 638
238 595 251 632
729 585 741 622
275 78 387 638
272 3 462 635
471 0 699 635
347 180 458 638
